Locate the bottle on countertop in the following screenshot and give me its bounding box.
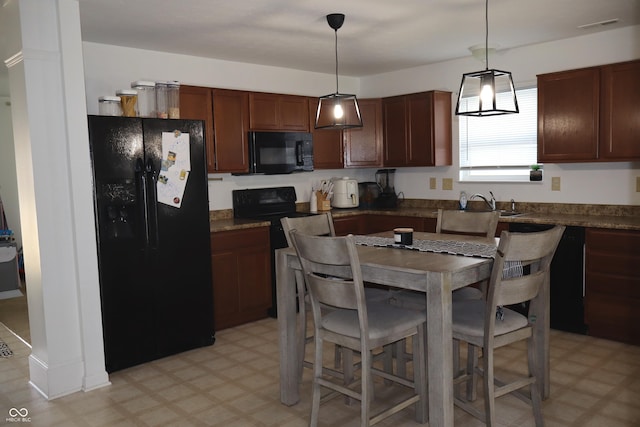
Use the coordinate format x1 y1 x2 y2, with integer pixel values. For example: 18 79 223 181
459 191 467 210
310 190 318 214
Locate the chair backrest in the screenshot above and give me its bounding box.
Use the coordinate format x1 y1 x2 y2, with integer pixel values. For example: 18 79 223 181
289 231 368 327
281 212 336 247
487 225 565 326
436 208 500 238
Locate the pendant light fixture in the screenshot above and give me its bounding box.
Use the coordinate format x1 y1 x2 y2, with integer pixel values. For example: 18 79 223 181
315 13 363 130
455 0 519 116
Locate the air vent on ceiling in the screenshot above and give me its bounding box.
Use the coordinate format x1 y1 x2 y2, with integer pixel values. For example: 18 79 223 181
578 18 619 30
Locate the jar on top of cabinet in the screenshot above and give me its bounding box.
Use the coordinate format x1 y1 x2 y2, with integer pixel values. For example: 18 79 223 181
131 81 156 117
116 89 138 117
98 96 122 116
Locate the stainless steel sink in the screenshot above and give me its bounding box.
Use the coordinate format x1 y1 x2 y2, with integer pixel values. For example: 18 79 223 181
498 210 525 217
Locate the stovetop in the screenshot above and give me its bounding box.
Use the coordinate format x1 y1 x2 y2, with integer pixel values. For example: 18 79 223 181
233 186 302 221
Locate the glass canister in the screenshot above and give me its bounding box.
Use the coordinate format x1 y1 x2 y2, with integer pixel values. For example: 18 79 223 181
98 96 122 116
116 89 138 117
167 81 180 119
155 81 169 118
131 81 156 117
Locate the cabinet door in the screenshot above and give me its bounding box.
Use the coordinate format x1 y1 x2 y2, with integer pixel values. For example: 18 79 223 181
308 97 344 169
280 94 309 131
585 228 640 345
383 91 452 167
211 227 272 330
383 96 407 166
180 85 215 172
333 215 366 236
429 90 453 166
212 89 250 173
537 68 600 162
249 92 308 131
344 98 383 168
365 215 427 234
600 59 640 160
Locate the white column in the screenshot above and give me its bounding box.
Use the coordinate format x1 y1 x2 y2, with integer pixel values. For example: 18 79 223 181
2 0 109 398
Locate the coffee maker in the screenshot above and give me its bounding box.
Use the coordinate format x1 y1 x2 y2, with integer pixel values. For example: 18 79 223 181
375 169 398 208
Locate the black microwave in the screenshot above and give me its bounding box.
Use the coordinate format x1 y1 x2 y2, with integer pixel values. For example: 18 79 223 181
248 131 314 174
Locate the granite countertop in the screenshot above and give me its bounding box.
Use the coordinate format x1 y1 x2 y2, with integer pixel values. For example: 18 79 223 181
209 200 640 233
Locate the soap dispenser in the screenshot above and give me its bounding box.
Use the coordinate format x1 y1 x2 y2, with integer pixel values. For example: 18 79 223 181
459 191 468 210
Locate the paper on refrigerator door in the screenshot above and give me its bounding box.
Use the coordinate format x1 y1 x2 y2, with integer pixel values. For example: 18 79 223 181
157 131 190 208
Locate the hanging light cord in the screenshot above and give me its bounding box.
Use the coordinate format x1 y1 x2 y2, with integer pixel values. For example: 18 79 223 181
334 28 340 94
484 0 489 70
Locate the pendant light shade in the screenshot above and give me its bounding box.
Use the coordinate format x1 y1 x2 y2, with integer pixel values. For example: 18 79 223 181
455 0 518 116
315 13 363 130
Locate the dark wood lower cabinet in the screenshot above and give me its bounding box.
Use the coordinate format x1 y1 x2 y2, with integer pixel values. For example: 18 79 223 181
210 227 271 330
585 228 640 345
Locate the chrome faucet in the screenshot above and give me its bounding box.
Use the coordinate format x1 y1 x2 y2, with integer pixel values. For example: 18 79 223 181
470 191 496 211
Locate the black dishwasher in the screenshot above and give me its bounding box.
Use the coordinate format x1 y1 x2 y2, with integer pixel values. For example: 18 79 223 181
509 223 587 334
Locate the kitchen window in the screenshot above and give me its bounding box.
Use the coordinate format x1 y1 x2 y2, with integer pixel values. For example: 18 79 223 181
459 86 538 182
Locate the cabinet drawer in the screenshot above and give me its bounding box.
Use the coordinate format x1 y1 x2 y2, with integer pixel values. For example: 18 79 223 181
211 227 269 251
586 228 640 253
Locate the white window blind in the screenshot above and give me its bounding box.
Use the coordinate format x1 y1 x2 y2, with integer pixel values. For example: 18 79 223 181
459 87 538 181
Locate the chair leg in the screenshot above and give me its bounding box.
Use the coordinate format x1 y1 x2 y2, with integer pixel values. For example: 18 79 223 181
528 337 544 427
453 339 461 398
483 346 496 427
297 302 307 379
466 344 478 401
310 335 324 427
343 347 355 405
413 324 428 423
360 347 372 427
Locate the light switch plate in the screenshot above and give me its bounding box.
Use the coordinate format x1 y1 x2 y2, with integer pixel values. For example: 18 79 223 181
551 176 561 191
442 178 453 190
429 177 436 190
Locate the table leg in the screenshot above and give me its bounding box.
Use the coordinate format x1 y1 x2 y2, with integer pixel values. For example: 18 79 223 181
277 249 300 405
426 273 454 427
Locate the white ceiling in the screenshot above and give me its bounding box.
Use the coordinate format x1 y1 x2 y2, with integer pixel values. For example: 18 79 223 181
75 0 640 77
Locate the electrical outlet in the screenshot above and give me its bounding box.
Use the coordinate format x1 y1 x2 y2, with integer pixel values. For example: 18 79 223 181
551 176 561 191
636 176 640 192
429 177 436 190
442 178 453 190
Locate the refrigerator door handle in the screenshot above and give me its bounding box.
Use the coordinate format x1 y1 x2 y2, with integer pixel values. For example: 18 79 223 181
145 158 160 249
135 157 150 247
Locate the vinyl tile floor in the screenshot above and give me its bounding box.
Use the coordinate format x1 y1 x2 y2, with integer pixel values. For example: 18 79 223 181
1 297 639 426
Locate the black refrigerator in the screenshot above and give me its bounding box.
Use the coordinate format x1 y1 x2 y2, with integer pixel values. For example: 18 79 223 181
88 115 214 373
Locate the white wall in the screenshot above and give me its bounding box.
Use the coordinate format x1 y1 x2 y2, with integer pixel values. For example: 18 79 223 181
82 25 640 210
0 96 22 248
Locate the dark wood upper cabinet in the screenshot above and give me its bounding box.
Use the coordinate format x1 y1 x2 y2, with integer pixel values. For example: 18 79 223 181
308 97 344 169
383 91 452 167
180 86 249 173
343 98 383 168
180 85 215 171
600 60 640 160
249 92 309 131
538 59 640 163
211 89 250 173
382 95 407 166
537 68 600 162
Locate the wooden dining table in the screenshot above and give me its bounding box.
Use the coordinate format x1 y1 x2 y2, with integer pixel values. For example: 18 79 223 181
275 231 551 427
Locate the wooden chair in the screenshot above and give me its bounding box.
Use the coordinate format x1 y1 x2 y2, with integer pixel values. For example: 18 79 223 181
289 231 428 427
389 208 501 376
391 209 500 308
452 225 565 427
281 213 390 377
436 208 500 238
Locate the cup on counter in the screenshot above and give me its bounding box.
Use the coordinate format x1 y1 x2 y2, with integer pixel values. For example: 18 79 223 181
394 227 414 245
